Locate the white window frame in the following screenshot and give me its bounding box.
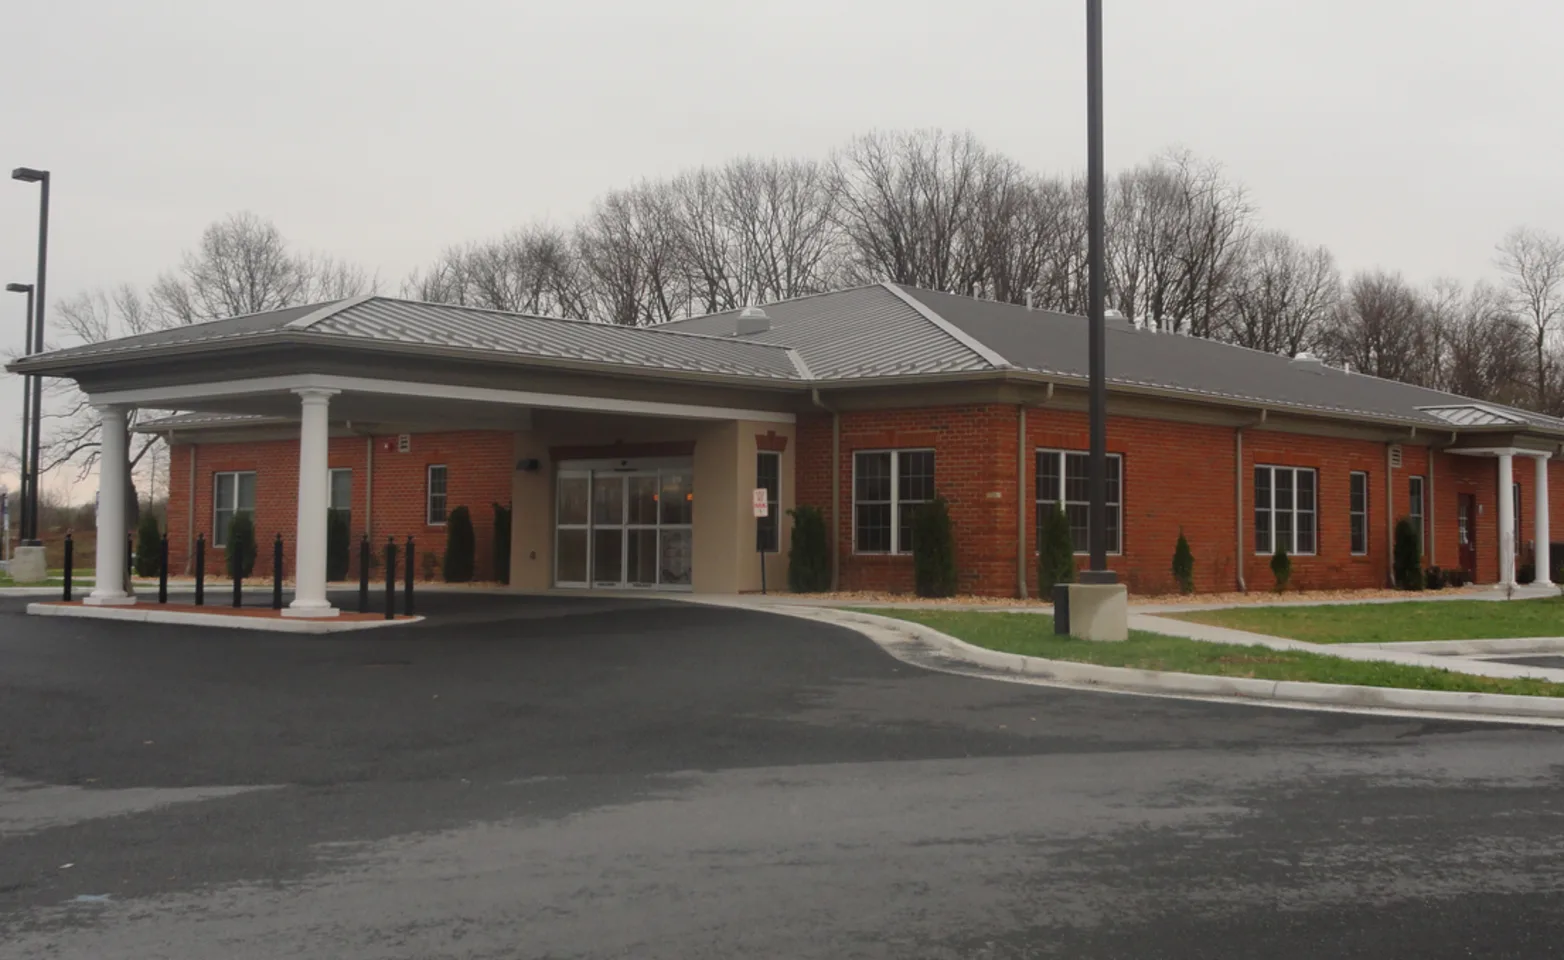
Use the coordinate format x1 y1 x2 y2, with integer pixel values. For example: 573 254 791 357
756 451 782 554
212 470 257 549
427 464 448 526
1349 471 1368 556
1255 465 1317 556
1409 475 1425 556
1035 449 1123 556
852 448 935 555
329 468 353 514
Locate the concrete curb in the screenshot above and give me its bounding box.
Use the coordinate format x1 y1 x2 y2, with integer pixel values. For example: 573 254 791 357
756 605 1564 721
25 602 424 634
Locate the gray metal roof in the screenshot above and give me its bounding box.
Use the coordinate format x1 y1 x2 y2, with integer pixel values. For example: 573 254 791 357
19 296 803 382
896 286 1564 432
134 412 283 432
657 284 999 380
15 282 1564 437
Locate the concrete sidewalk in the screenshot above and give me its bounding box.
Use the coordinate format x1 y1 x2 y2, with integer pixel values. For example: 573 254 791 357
1130 613 1564 683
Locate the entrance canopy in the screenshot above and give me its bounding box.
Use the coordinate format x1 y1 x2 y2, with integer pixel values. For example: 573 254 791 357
8 296 809 614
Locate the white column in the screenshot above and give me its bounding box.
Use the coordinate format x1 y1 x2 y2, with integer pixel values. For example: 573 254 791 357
1536 454 1553 587
284 388 340 618
84 404 135 606
1498 451 1516 587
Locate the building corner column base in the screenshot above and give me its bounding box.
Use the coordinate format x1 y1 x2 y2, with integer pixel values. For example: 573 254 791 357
82 593 137 607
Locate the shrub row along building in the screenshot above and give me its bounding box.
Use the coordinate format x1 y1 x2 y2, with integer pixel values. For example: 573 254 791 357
11 282 1562 614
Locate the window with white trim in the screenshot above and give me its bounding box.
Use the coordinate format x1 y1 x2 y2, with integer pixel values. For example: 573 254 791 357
1255 465 1316 555
853 449 935 554
1409 475 1425 556
329 468 352 513
1349 471 1368 556
427 464 448 525
1036 450 1122 554
756 451 781 553
213 471 257 548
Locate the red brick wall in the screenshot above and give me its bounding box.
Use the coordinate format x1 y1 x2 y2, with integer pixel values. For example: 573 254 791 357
1025 409 1238 595
809 405 1019 595
793 405 1560 597
167 431 515 581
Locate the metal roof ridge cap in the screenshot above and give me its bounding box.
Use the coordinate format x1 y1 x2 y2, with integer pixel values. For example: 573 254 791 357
785 348 815 381
283 293 378 330
652 283 886 325
878 281 1011 369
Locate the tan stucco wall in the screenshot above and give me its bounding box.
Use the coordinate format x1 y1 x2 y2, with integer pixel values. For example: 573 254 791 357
506 413 795 594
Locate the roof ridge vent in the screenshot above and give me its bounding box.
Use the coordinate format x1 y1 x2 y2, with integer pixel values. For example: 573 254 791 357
736 306 770 336
1289 353 1327 374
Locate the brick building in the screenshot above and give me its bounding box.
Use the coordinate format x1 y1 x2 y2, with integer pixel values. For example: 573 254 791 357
13 284 1564 613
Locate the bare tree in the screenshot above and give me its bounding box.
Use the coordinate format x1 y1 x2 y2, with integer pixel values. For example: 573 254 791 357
1321 271 1438 384
1433 280 1532 405
31 214 373 486
1224 231 1339 356
576 183 685 325
1495 226 1564 411
152 212 375 325
831 129 994 292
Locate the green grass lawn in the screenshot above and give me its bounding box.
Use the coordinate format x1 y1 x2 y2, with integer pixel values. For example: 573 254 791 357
1164 598 1564 644
0 568 95 589
863 608 1564 698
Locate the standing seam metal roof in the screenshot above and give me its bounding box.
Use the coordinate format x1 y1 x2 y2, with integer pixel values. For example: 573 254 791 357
655 284 1001 379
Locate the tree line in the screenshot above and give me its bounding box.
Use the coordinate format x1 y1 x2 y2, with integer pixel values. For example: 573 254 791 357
15 128 1564 490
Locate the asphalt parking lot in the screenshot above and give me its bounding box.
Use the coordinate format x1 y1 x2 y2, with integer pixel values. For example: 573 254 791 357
4 591 1564 959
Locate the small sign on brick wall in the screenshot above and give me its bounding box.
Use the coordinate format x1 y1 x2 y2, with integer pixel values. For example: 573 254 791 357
397 434 411 454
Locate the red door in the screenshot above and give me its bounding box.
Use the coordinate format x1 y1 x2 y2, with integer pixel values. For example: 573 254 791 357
1458 493 1477 577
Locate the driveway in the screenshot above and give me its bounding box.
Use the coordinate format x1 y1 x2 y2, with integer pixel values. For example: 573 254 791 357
3 592 1564 958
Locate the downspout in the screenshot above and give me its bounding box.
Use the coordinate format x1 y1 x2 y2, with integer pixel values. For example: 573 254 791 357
1235 425 1246 593
1428 440 1440 568
365 435 375 542
1386 442 1396 588
185 433 196 574
1017 383 1056 599
1017 405 1028 599
1236 409 1267 593
811 389 840 592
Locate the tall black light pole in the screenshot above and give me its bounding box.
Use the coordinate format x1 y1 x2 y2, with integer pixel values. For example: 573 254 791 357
12 167 49 544
5 283 33 543
1083 1 1113 581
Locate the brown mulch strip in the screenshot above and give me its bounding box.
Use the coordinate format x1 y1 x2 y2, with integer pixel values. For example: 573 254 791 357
38 601 412 622
801 587 1482 607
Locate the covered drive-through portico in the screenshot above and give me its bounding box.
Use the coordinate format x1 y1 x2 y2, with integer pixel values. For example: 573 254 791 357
9 296 811 615
81 372 796 614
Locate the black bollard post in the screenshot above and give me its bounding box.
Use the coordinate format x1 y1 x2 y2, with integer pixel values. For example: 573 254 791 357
62 532 74 602
358 536 370 614
404 535 415 617
385 537 398 620
233 540 243 608
158 533 169 604
195 533 205 606
272 533 284 611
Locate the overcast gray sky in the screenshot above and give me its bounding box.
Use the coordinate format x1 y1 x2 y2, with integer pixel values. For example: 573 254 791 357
3 0 1562 499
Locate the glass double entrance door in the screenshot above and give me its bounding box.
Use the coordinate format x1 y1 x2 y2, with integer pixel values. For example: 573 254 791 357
556 466 693 588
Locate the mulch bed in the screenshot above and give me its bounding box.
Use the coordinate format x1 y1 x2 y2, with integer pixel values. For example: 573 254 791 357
37 601 413 622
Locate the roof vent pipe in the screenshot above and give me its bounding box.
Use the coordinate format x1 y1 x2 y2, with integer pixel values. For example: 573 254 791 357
736 306 770 336
1025 289 1036 311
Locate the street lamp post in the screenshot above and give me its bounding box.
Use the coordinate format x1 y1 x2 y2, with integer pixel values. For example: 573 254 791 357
1083 1 1112 583
1055 0 1129 641
5 283 33 544
12 167 49 545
